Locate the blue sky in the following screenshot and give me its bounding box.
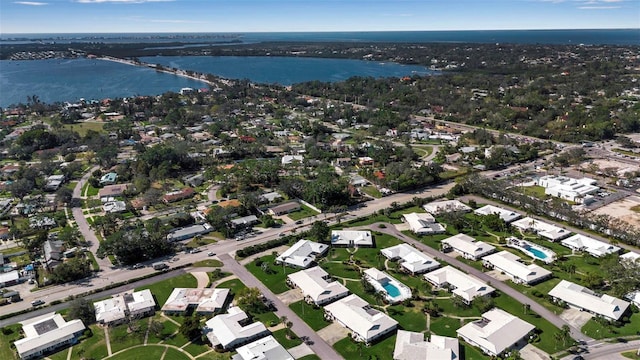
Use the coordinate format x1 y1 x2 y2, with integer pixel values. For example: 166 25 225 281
1 0 638 34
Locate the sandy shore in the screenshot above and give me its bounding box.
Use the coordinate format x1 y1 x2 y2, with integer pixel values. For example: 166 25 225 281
96 55 217 87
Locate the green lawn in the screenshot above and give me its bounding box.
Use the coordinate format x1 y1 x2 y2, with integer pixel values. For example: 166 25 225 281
253 312 280 327
245 254 298 294
108 345 167 360
215 278 248 294
287 204 320 221
289 300 331 331
182 338 211 357
68 325 109 360
192 259 223 267
0 324 23 360
429 317 462 337
162 330 191 348
461 341 491 360
581 312 640 339
333 334 396 360
520 185 550 200
321 261 361 280
146 315 180 344
361 185 382 198
271 328 303 349
135 273 197 307
109 320 149 354
64 122 106 137
386 305 427 332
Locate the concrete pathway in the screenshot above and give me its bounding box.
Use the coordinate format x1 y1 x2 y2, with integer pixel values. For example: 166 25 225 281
218 253 342 359
191 272 210 288
288 343 315 359
104 326 112 356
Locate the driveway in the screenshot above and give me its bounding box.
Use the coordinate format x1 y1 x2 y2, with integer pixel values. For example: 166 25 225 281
317 323 350 345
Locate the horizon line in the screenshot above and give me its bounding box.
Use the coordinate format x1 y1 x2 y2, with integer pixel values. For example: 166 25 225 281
2 27 639 36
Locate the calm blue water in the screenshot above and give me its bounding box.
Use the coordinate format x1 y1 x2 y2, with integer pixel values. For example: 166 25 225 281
382 282 401 298
524 245 548 259
2 29 639 45
141 56 434 86
0 56 432 107
0 58 205 107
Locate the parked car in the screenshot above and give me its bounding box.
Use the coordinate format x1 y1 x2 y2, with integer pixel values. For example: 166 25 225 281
207 252 215 256
31 299 45 307
190 248 201 253
132 263 144 269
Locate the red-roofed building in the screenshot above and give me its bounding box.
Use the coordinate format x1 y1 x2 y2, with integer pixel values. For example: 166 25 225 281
162 188 195 204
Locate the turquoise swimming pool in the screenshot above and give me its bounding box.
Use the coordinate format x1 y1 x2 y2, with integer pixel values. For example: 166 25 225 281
524 245 548 260
383 282 401 298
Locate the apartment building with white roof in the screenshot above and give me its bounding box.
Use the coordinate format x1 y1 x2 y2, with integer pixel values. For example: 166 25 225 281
423 199 471 215
94 289 156 325
401 212 446 235
511 217 571 241
162 288 230 315
474 205 521 223
483 251 552 285
232 335 293 360
548 280 630 321
441 233 496 260
331 230 373 247
15 313 86 360
424 266 495 304
275 239 328 268
561 234 621 257
393 330 459 360
324 294 398 344
286 266 349 306
204 306 270 350
381 243 440 274
457 308 535 357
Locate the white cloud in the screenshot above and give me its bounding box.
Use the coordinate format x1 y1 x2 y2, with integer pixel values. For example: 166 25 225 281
14 1 48 5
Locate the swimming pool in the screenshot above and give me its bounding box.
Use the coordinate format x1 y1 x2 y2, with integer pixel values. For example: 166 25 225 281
524 245 548 260
383 283 401 298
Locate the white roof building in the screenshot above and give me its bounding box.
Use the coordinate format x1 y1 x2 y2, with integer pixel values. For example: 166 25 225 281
287 266 349 306
324 294 398 344
204 306 270 349
381 244 440 274
548 280 630 321
621 252 640 265
363 268 412 304
393 330 459 360
511 217 571 241
457 308 535 357
275 240 328 268
536 175 599 203
162 288 230 314
483 251 552 285
561 234 621 257
474 205 521 223
424 266 495 304
15 312 86 360
441 233 495 260
102 200 127 214
402 213 446 235
331 230 373 247
94 289 156 325
423 199 471 215
232 335 294 360
281 155 303 166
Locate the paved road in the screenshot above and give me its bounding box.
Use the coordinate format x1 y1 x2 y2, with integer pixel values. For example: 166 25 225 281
563 339 640 360
354 222 592 343
218 253 343 360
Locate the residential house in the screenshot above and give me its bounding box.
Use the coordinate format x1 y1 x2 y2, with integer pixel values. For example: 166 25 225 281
561 234 621 257
267 202 300 216
0 270 19 288
424 266 495 304
423 200 471 216
99 172 118 186
331 230 373 247
482 251 551 285
286 266 349 306
324 294 398 345
548 280 630 321
275 240 328 268
401 213 446 235
510 217 572 241
44 175 65 191
381 244 440 275
473 205 521 223
166 223 213 242
232 335 294 360
204 306 270 350
103 200 127 214
281 155 303 166
457 308 535 357
43 239 64 270
162 188 195 204
162 288 230 315
15 313 86 360
393 330 459 360
98 184 128 201
259 192 282 203
183 173 205 188
441 233 496 260
230 215 260 228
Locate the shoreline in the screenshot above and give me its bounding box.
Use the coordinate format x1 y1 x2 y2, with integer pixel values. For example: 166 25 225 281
96 55 223 88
